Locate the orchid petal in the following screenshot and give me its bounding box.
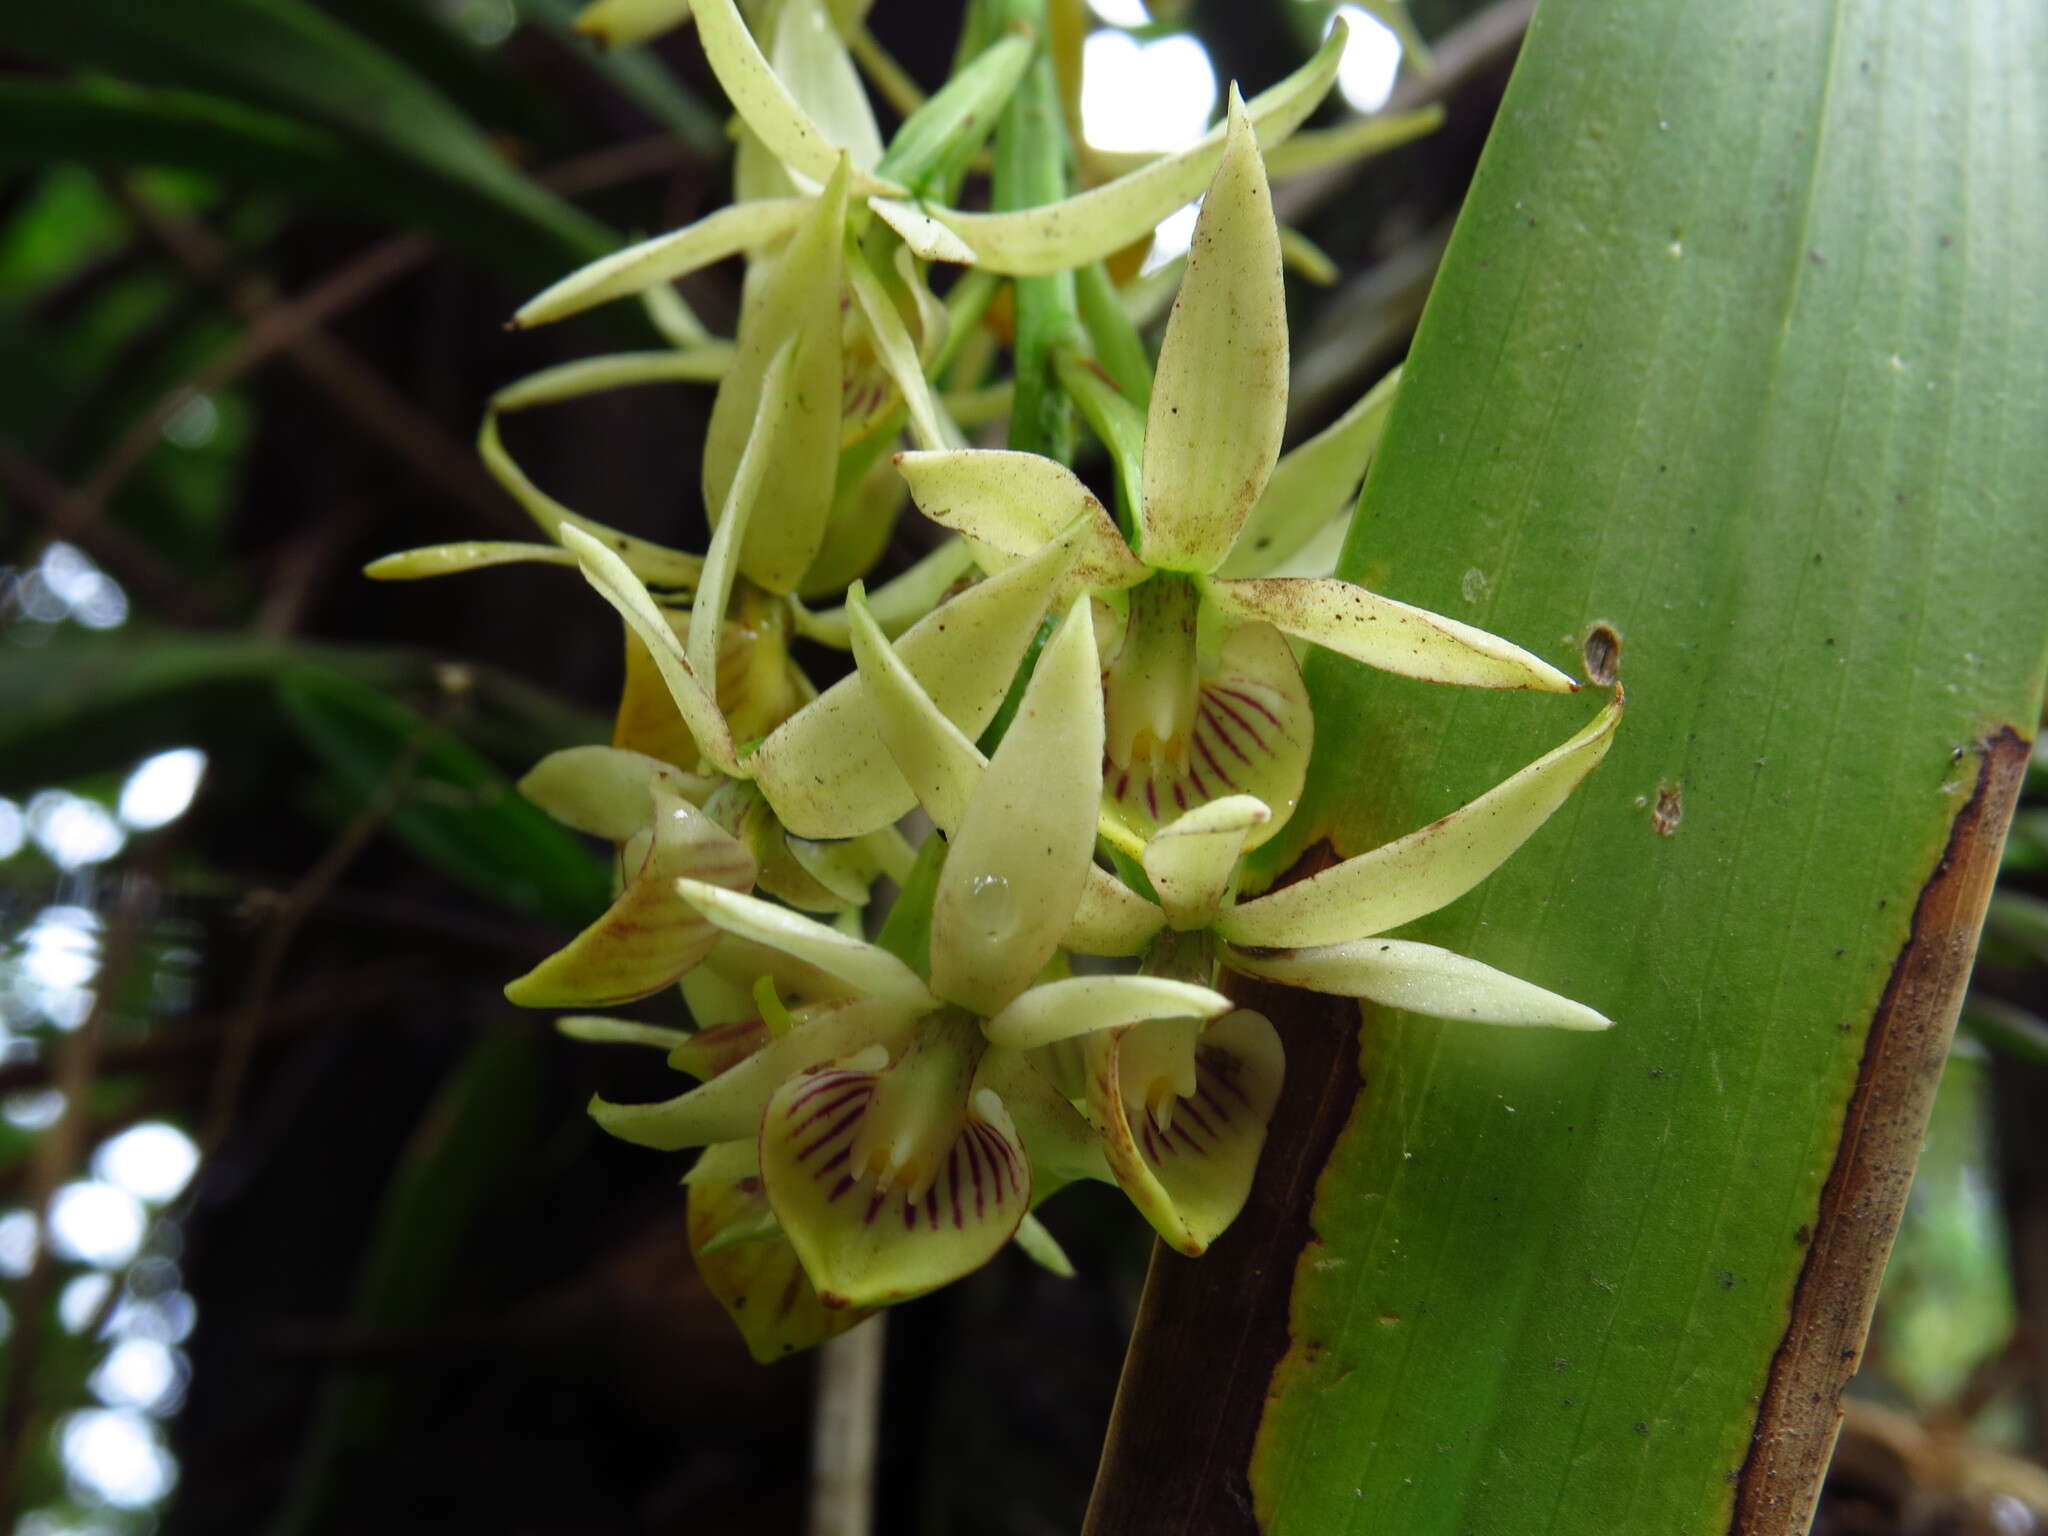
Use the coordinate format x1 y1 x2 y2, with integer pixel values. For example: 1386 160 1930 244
554 1015 694 1051
668 1016 775 1080
1086 1009 1283 1255
519 745 710 841
794 536 978 646
1261 103 1443 179
869 198 977 264
930 597 1104 1015
847 247 947 451
976 1046 1112 1185
690 0 905 196
795 450 909 603
760 1058 1029 1309
478 415 704 594
559 524 740 775
751 527 1078 838
688 336 793 689
1224 938 1611 1030
363 541 577 581
1140 88 1287 575
704 159 849 594
675 878 937 1012
612 601 705 768
1219 366 1399 579
983 974 1232 1051
490 347 735 411
511 200 808 329
916 26 1344 275
1220 694 1624 948
684 1140 760 1184
770 0 884 173
591 994 912 1148
1142 794 1270 932
1062 865 1167 957
1013 1214 1075 1278
1202 574 1579 692
1102 616 1311 857
687 1177 875 1361
504 783 755 1007
895 450 1148 592
846 584 983 834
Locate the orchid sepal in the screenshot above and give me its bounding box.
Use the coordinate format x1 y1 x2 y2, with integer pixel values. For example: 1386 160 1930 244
1223 939 1612 1030
1219 693 1624 949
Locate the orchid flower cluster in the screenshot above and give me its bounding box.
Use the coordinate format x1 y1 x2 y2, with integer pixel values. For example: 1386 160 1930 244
371 0 1621 1361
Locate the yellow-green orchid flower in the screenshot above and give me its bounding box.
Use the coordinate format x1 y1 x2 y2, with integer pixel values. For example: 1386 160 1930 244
589 599 1241 1307
842 586 1286 1255
895 92 1577 857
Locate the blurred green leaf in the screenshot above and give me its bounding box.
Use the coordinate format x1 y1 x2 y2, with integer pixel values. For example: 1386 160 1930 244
0 0 615 283
276 666 609 926
0 632 602 795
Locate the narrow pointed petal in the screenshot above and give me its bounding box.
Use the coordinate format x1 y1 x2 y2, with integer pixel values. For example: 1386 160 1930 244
687 337 791 689
690 0 904 196
1142 794 1271 932
505 785 755 1007
687 1178 875 1362
612 601 708 768
1013 1214 1075 1278
1140 88 1287 575
896 450 1148 592
511 199 809 328
1220 694 1624 948
794 536 978 646
478 415 703 595
559 524 740 774
675 878 937 1012
1203 574 1579 692
364 541 576 581
704 160 849 594
751 528 1078 838
983 975 1232 1051
592 995 911 1148
770 0 884 172
1261 102 1443 179
847 247 948 451
846 585 984 834
869 198 977 264
1086 1009 1283 1255
668 1016 775 1080
491 347 734 411
520 746 712 841
1103 618 1311 856
1219 366 1399 579
555 1015 694 1051
930 598 1104 1015
1062 865 1167 957
761 1063 1028 1308
920 27 1344 275
1225 938 1612 1029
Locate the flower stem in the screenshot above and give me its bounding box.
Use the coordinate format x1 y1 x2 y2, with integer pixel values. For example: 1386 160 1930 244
807 1315 888 1536
990 0 1081 462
